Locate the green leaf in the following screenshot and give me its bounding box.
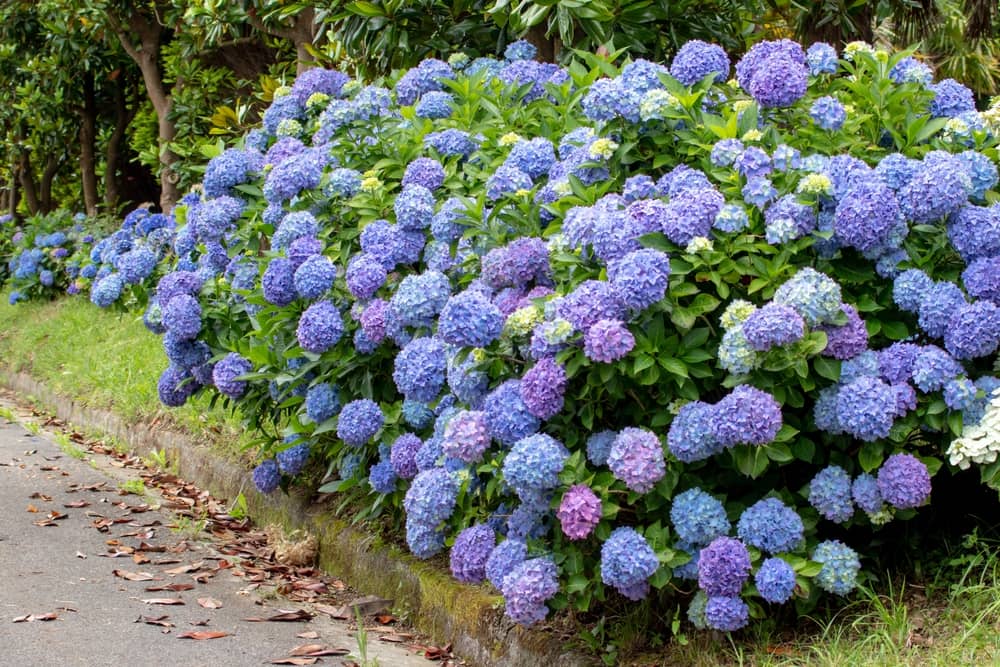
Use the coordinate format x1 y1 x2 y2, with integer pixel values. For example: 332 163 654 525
858 441 884 473
346 2 387 18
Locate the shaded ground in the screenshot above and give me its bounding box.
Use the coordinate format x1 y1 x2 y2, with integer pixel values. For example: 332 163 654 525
0 400 448 667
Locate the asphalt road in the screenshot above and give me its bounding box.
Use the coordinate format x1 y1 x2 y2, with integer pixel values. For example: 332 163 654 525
0 406 430 667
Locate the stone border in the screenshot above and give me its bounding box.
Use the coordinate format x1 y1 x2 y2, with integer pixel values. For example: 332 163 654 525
0 369 593 667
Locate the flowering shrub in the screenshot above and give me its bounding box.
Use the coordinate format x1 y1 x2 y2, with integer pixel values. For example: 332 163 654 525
80 38 1000 633
3 210 93 303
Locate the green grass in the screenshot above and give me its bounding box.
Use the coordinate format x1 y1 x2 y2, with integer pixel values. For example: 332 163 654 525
0 295 252 457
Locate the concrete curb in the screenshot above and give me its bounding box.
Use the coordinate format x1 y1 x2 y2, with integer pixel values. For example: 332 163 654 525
0 369 594 667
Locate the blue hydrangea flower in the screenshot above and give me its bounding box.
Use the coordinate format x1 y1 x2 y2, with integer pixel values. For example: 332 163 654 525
851 473 885 514
806 42 839 75
305 382 340 423
601 527 659 600
948 204 1000 263
449 524 495 584
917 281 967 339
486 164 533 200
900 152 972 224
296 301 343 354
710 139 745 168
405 518 445 559
742 176 777 209
662 186 724 246
608 248 671 312
809 465 854 523
670 40 730 85
507 138 556 180
90 273 124 307
747 55 808 107
944 377 977 411
714 204 750 233
911 345 964 392
835 376 899 441
387 433 421 480
438 290 504 348
503 433 569 499
812 540 861 595
162 294 202 340
945 301 1000 360
957 150 998 201
668 401 724 462
582 78 641 123
557 280 625 333
586 430 617 466
607 427 666 493
157 365 198 407
424 129 478 158
818 304 869 360
755 558 796 604
734 146 772 179
483 380 540 446
414 90 454 119
698 536 751 597
810 96 846 130
252 459 281 493
892 269 932 313
929 78 976 118
963 256 1000 305
337 398 384 446
705 596 749 631
815 387 845 433
486 539 528 590
368 459 398 494
402 157 445 192
877 453 931 509
773 267 843 326
446 353 489 407
670 488 729 547
277 440 310 475
833 180 902 254
213 352 252 400
393 337 447 403
623 174 658 201
389 271 451 329
737 498 803 554
394 184 435 231
293 254 335 300
889 56 932 85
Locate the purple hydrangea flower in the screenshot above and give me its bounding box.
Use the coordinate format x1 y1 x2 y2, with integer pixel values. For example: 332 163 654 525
747 55 807 107
500 557 559 626
390 433 422 480
705 596 749 631
877 453 931 509
698 536 751 597
262 257 297 306
557 280 625 333
252 459 281 493
929 79 976 118
157 365 198 407
901 152 972 224
556 485 602 540
834 180 902 254
742 304 805 351
450 524 496 584
404 466 460 526
911 345 964 392
607 427 665 493
394 184 435 231
608 248 671 312
670 40 730 85
296 301 343 354
584 319 636 362
818 304 868 360
945 301 1000 360
662 187 724 246
162 294 202 340
711 385 783 447
486 539 528 590
836 376 899 441
851 473 885 514
441 410 490 463
520 358 567 420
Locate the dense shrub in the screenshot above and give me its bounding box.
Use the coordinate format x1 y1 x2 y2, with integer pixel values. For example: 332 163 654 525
4 210 93 303
11 37 1000 634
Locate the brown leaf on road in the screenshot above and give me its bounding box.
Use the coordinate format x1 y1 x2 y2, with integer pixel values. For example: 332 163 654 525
375 614 395 625
12 612 58 623
178 631 229 640
269 659 318 666
295 631 319 639
313 604 348 619
63 500 90 508
291 644 350 657
137 542 165 552
132 553 151 565
29 492 53 501
113 570 159 582
145 583 195 592
141 598 186 606
136 615 174 628
165 561 203 575
244 609 314 622
189 619 211 626
197 597 222 609
192 571 215 584
26 504 39 513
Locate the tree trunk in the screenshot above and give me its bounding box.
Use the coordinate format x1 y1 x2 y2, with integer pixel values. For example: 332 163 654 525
39 155 60 213
105 74 135 212
526 24 558 62
246 6 317 74
19 152 39 216
8 161 20 219
80 70 99 217
114 12 179 211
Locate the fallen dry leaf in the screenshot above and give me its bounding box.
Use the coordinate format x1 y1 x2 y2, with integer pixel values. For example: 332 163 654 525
113 570 159 582
12 612 58 623
178 631 229 640
244 609 313 623
165 562 202 575
145 583 195 593
197 597 223 609
142 598 185 606
375 614 395 625
189 619 211 627
136 615 174 628
29 492 52 501
26 504 39 513
63 500 90 508
290 644 350 657
269 659 318 666
313 604 348 619
296 631 319 639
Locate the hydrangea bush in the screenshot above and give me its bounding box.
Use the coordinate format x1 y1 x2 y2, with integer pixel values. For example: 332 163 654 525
3 210 94 303
38 39 1000 633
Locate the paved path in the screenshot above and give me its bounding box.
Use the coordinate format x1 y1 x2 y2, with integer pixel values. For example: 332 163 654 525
0 405 431 667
